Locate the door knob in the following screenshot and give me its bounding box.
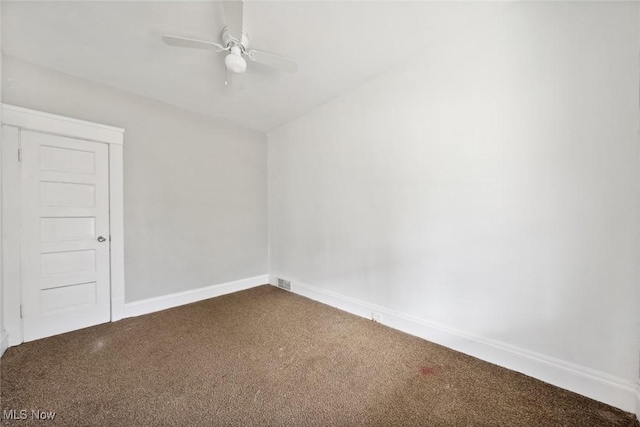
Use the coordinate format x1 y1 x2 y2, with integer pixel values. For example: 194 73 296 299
97 236 107 242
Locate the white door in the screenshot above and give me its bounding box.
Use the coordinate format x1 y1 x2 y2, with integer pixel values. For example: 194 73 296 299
20 130 111 342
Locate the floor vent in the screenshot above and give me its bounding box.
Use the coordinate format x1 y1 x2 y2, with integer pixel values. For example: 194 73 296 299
277 278 291 291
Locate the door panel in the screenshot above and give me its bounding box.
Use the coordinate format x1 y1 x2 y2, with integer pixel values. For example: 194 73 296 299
41 282 97 313
39 145 95 174
40 181 96 207
40 217 96 242
21 130 111 342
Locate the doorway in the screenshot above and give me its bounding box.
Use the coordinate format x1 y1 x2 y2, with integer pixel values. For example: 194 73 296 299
1 104 125 345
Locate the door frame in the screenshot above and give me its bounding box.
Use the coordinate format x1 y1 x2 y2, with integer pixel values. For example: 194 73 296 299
1 104 125 346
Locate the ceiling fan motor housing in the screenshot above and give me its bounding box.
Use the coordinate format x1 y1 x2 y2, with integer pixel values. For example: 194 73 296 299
222 26 249 51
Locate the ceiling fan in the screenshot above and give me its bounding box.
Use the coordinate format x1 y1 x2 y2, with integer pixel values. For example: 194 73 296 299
162 0 298 89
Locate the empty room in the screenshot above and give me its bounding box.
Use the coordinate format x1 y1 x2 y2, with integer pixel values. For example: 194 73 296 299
0 1 639 426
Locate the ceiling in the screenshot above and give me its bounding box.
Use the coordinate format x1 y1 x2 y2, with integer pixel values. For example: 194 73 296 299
2 1 493 132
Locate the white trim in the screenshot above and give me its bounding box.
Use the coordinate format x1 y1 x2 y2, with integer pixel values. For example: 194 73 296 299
2 104 124 133
269 275 637 413
1 106 126 348
108 144 125 321
124 275 269 318
0 330 8 358
635 386 640 421
2 125 22 346
2 104 124 145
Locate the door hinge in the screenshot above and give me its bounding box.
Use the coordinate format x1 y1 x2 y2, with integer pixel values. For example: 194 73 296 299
20 305 23 319
18 148 22 163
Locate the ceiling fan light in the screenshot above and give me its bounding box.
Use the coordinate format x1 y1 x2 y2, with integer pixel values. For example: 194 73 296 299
225 48 247 74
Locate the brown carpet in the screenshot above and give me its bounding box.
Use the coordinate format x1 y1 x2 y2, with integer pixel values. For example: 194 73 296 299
1 285 637 427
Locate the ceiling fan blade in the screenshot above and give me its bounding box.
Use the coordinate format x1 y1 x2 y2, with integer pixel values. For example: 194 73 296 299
212 2 227 39
245 50 298 74
162 35 225 52
223 0 244 41
225 67 246 91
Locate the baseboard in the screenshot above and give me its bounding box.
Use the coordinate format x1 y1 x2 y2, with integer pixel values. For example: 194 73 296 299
268 275 637 413
111 297 126 322
0 330 9 358
124 274 269 318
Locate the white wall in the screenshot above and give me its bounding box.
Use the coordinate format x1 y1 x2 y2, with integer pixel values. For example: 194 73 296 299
269 0 639 403
0 1 5 356
3 56 268 303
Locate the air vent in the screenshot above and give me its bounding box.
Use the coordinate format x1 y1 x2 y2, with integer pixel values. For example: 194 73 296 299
277 278 291 291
